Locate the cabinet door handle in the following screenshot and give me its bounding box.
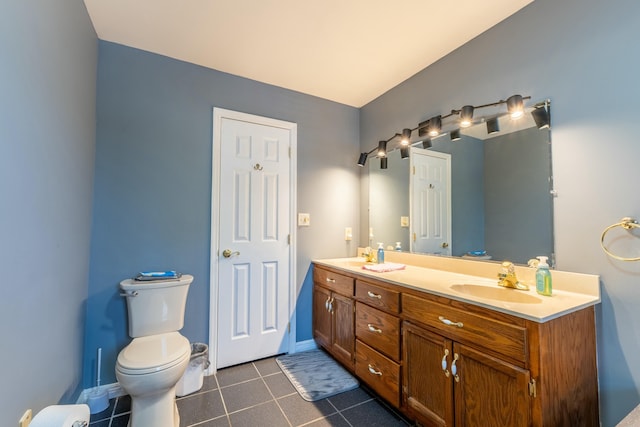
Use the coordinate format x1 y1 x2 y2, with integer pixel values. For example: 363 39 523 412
441 349 450 377
439 315 464 328
367 324 383 334
326 277 336 283
367 291 382 299
368 364 383 376
328 297 334 313
325 296 330 311
452 353 460 383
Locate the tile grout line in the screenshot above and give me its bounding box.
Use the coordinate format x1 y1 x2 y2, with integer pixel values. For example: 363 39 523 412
212 369 232 427
255 360 294 427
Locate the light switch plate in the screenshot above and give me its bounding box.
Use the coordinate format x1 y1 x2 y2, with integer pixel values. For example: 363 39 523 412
345 227 352 241
400 216 409 227
298 213 310 226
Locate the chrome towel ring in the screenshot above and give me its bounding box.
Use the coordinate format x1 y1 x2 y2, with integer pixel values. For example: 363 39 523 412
600 217 640 261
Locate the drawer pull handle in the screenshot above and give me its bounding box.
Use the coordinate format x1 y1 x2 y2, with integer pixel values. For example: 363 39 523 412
439 316 463 328
441 349 450 377
367 291 382 299
367 324 383 334
326 277 336 283
368 364 383 376
452 353 460 383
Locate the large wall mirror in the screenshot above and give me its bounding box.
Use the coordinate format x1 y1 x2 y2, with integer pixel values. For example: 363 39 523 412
368 100 553 265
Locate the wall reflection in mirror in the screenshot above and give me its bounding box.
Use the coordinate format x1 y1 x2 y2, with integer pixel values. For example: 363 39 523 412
368 100 553 265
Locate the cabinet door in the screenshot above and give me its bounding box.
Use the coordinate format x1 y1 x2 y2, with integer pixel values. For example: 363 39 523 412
331 293 355 369
403 322 454 427
453 343 531 427
313 285 332 349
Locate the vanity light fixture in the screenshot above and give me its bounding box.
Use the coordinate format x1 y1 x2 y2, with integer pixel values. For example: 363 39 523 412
380 157 388 169
507 94 524 119
486 117 500 134
531 103 551 129
400 147 410 159
400 128 412 146
460 105 474 127
377 140 387 158
357 152 368 167
358 94 537 168
428 116 442 137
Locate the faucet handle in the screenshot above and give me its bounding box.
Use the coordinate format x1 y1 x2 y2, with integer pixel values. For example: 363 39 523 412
501 261 515 273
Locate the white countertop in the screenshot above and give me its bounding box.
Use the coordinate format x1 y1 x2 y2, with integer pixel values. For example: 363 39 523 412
313 256 600 323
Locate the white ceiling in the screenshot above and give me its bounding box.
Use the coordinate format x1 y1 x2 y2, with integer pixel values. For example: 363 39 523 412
84 0 534 108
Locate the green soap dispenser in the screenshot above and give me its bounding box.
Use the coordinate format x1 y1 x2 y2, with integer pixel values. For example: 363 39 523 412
535 256 552 296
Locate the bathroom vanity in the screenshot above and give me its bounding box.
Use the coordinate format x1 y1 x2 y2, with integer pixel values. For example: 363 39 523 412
312 253 600 427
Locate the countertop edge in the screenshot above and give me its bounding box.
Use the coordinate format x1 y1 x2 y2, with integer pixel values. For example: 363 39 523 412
312 258 601 323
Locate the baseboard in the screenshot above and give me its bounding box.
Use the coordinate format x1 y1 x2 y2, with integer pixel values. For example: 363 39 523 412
77 382 125 404
294 339 318 353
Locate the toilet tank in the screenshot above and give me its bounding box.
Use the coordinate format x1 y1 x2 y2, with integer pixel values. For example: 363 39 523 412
120 274 193 337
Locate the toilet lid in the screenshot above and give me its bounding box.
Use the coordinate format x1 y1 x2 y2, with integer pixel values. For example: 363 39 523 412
117 332 190 375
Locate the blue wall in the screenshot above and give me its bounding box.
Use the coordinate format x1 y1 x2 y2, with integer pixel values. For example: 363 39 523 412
0 0 97 424
360 0 640 424
86 41 360 387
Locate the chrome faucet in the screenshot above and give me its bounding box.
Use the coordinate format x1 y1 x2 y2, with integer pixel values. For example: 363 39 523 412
497 261 529 290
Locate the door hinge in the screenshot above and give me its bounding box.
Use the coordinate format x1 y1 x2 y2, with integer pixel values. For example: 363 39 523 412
412 166 415 175
528 378 537 397
287 322 291 333
289 146 292 158
287 234 291 244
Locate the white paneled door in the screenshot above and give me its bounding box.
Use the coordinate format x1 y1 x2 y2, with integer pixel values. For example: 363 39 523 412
211 109 296 370
410 148 451 255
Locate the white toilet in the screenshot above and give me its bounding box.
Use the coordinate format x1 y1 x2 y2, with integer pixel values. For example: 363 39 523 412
115 274 193 427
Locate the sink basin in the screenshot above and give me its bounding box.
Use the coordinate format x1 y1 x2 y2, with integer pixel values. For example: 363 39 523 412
450 284 542 304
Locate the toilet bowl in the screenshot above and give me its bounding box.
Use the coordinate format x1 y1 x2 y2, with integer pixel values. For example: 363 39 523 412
116 274 193 427
116 332 190 427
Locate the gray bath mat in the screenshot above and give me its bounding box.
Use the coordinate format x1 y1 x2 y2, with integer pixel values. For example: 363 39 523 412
276 349 359 401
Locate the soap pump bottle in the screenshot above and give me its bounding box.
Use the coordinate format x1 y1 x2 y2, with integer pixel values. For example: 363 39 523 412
377 243 385 264
535 256 552 296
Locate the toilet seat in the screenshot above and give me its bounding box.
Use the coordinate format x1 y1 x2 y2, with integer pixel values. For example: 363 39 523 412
117 332 190 375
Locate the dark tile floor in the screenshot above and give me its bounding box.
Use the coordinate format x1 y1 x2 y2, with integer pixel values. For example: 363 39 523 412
89 355 414 426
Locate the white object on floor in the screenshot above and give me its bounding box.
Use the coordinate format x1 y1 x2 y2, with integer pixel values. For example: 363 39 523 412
31 404 89 427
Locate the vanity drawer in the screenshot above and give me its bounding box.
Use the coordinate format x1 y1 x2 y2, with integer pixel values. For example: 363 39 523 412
355 280 400 314
402 293 528 364
313 267 354 296
355 302 400 361
355 340 400 407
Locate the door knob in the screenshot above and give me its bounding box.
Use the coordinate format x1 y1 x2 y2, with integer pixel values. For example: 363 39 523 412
222 249 240 258
441 242 449 248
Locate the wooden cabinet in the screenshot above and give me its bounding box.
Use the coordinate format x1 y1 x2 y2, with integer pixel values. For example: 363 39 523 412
353 279 402 406
312 266 355 370
403 321 531 427
401 290 598 427
312 262 599 427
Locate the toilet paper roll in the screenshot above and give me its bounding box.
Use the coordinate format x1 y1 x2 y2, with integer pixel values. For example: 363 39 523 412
31 404 90 427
